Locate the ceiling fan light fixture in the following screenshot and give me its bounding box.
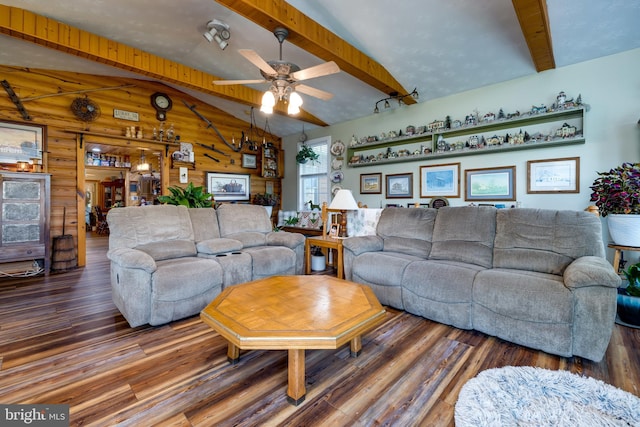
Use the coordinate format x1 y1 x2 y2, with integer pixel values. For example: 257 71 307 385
288 91 303 115
260 90 276 114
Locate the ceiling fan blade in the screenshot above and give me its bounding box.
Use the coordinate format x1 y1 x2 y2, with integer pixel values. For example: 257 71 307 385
213 79 267 85
239 49 277 75
290 61 340 81
295 84 334 101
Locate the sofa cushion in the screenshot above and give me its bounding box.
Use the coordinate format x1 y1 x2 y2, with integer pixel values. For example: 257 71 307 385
402 260 483 329
352 251 423 308
217 204 272 236
135 239 196 261
377 207 437 257
242 246 296 277
430 206 496 268
150 257 223 326
493 208 605 275
188 207 220 241
107 205 194 249
472 268 573 356
224 231 267 247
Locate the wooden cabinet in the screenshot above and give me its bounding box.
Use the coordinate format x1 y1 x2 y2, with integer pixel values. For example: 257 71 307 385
0 172 51 274
347 107 586 167
101 179 125 209
262 144 283 178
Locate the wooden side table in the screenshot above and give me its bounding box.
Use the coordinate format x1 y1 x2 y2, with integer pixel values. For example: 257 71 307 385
305 236 344 278
608 243 640 273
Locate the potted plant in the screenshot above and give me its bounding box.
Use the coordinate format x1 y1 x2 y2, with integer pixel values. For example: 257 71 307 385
310 245 326 271
617 262 640 326
252 192 279 218
157 182 214 208
296 144 319 164
590 162 640 246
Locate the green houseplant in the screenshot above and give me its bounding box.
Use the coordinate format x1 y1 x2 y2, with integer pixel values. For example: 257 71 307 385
617 262 640 326
296 144 319 164
157 182 214 208
590 162 640 246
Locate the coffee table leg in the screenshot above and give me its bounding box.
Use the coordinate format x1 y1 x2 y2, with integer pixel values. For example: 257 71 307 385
286 349 306 406
350 335 362 357
227 343 240 364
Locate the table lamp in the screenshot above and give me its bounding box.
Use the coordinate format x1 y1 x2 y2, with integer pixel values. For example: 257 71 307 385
329 189 359 237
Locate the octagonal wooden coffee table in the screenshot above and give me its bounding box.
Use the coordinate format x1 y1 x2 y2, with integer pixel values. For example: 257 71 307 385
200 275 386 405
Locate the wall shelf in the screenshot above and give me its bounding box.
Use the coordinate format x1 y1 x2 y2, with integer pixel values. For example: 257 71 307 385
347 107 586 167
66 129 180 156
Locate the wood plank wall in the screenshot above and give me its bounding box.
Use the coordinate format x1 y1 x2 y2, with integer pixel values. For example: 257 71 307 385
0 65 282 267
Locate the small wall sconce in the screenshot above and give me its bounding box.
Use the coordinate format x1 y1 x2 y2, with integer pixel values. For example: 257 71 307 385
16 161 30 172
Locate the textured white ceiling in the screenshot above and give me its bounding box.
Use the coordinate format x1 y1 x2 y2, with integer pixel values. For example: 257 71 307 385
0 0 638 137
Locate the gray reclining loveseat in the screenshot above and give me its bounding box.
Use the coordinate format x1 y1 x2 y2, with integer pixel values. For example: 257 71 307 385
107 204 304 327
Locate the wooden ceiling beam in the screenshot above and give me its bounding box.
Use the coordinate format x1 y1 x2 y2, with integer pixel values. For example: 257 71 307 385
0 5 328 128
512 0 556 72
215 0 416 104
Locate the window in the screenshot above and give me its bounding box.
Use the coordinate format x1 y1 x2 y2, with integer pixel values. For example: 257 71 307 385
298 136 330 210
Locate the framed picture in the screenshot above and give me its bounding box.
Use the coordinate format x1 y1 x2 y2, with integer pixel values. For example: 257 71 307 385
527 157 580 193
242 153 257 168
465 166 516 201
360 173 382 194
0 120 46 164
420 162 460 198
207 172 250 201
430 197 450 209
386 173 413 198
329 223 340 238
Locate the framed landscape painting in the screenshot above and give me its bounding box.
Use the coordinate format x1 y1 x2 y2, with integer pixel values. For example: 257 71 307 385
360 173 382 194
207 172 250 201
386 173 413 198
420 162 460 198
527 157 579 193
0 120 46 164
465 166 516 201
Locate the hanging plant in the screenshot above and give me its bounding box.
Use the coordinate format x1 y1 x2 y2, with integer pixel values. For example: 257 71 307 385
296 144 319 164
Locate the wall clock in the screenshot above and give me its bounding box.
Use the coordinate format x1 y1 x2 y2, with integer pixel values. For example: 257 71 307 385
150 92 172 121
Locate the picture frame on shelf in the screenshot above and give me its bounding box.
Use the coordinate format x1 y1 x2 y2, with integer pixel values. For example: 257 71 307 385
207 172 250 201
527 157 579 194
242 153 257 168
329 223 341 238
385 173 413 198
0 119 46 164
420 162 460 198
430 197 450 209
465 166 516 201
360 172 382 194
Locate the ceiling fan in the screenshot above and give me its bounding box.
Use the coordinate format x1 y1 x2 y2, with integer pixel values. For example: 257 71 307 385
213 27 340 113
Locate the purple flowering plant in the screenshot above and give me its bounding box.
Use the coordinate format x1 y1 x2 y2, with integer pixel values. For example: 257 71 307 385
590 162 640 217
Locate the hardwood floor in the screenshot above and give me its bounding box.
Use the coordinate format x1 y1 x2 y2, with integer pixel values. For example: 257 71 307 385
0 234 639 426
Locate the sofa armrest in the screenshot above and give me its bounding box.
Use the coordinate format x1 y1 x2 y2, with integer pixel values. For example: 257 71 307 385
196 238 243 255
266 231 306 249
107 248 157 273
342 235 384 256
564 256 621 290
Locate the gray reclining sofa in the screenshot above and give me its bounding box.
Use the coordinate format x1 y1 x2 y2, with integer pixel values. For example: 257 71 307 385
342 206 620 362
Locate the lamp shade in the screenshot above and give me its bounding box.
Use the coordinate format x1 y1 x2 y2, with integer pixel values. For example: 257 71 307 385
288 91 303 115
329 189 358 210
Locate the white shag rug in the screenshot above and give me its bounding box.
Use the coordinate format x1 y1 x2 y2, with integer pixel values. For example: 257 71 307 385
455 366 640 426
